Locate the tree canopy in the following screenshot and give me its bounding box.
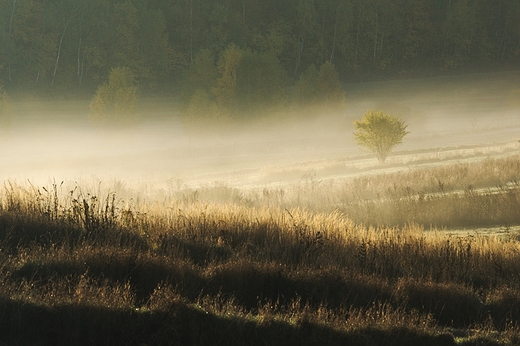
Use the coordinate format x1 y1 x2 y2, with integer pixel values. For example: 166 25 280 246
0 0 519 98
0 82 11 126
89 66 138 124
354 110 409 164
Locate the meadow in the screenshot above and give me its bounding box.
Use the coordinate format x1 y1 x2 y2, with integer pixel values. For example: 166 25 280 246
1 153 520 345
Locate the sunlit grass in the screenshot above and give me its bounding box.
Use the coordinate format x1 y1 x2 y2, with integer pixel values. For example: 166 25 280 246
1 155 519 344
158 153 520 229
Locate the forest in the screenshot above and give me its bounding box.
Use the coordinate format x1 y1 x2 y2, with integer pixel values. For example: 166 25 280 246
1 0 519 100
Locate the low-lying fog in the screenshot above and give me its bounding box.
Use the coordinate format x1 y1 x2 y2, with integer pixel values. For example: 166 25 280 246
2 71 520 192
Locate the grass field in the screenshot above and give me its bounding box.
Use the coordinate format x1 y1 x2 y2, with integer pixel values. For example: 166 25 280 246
1 153 520 345
2 70 520 344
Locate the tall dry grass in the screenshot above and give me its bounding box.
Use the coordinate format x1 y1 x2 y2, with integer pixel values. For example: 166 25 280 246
1 156 520 345
168 154 520 228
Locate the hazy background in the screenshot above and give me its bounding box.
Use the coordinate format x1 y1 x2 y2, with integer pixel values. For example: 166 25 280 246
2 0 520 194
1 71 519 191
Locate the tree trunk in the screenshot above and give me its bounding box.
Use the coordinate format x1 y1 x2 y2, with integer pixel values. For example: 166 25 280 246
190 0 193 62
52 7 76 85
294 25 305 75
330 5 340 63
355 5 362 65
501 23 508 58
52 33 65 85
8 0 16 35
8 0 17 82
77 36 83 84
77 8 84 85
373 3 379 65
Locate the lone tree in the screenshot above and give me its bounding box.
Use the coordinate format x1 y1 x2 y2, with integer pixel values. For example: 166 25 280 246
354 110 409 164
90 67 138 124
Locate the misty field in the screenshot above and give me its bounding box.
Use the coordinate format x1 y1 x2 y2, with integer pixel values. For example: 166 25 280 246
1 152 520 345
3 0 520 341
1 72 520 345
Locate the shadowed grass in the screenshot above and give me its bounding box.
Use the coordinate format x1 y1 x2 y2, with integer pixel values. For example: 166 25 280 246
0 161 519 345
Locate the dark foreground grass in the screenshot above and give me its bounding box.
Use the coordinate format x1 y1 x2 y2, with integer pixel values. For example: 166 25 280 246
0 181 519 345
1 296 458 346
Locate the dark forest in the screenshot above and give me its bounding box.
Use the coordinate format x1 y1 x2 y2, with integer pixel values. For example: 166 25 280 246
1 0 519 96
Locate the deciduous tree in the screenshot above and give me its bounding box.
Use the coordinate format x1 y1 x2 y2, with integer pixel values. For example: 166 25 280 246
0 81 11 126
180 49 217 107
1 0 520 93
294 61 344 108
212 43 242 117
89 67 138 124
183 87 232 129
235 50 288 116
353 110 409 164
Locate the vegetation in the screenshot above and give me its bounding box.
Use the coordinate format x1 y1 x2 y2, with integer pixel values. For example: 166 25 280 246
2 1 519 127
0 81 11 125
1 154 520 345
1 0 520 99
354 110 409 163
1 1 520 343
294 62 345 110
89 67 139 124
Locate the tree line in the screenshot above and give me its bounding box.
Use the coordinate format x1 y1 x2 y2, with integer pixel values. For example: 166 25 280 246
1 0 519 98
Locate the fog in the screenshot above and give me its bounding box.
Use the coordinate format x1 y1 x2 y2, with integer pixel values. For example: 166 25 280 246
2 71 520 193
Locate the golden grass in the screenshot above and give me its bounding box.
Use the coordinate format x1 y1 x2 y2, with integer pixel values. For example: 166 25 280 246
0 156 519 344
